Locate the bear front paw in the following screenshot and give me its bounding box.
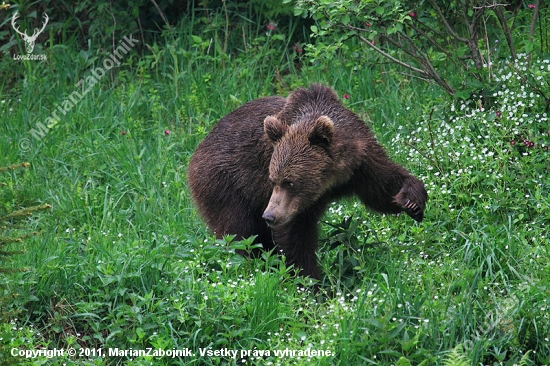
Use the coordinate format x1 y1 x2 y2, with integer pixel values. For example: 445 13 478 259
403 198 424 222
394 177 427 222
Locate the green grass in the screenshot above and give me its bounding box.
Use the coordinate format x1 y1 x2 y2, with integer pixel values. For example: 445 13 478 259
1 16 549 366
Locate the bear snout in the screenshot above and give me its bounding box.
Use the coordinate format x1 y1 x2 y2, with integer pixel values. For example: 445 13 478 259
262 210 276 227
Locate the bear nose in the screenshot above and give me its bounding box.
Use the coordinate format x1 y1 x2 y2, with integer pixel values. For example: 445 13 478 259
262 211 276 226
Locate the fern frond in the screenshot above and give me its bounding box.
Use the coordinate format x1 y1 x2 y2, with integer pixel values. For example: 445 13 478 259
442 344 471 366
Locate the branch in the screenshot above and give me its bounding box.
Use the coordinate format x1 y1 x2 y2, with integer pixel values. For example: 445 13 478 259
343 25 428 76
427 0 484 71
493 5 516 60
524 0 541 62
343 24 456 95
394 31 456 95
473 3 510 9
427 0 469 43
467 7 485 69
378 29 455 94
150 0 171 30
407 20 472 76
529 0 541 40
407 21 452 58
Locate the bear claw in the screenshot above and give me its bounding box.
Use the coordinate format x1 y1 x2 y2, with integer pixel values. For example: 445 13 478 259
396 196 424 222
404 199 418 211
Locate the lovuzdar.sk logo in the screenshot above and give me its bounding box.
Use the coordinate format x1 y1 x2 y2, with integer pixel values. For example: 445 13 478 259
11 11 49 61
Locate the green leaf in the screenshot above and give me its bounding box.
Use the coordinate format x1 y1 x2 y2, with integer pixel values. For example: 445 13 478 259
342 14 351 25
379 349 404 357
367 318 384 329
294 8 305 17
454 90 470 100
396 357 412 366
456 45 468 58
190 35 202 45
136 327 145 340
376 6 385 15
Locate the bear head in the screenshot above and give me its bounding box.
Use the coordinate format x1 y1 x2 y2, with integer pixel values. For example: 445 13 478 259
262 114 336 228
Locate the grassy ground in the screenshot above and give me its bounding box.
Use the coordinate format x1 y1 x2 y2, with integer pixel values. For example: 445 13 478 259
1 19 549 366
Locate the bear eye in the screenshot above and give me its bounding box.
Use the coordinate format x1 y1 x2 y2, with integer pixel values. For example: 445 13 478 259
283 181 294 188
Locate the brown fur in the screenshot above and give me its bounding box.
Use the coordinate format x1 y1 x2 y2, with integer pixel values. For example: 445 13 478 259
188 85 427 280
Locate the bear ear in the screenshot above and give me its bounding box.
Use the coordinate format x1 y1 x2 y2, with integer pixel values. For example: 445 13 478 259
264 116 287 143
309 115 334 147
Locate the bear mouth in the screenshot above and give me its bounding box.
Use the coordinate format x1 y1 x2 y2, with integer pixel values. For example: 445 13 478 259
263 215 292 229
264 220 279 229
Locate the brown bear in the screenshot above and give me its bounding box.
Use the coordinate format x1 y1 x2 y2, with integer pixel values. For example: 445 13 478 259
188 84 427 280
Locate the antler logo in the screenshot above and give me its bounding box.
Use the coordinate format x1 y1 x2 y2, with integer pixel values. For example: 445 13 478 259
11 11 49 54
